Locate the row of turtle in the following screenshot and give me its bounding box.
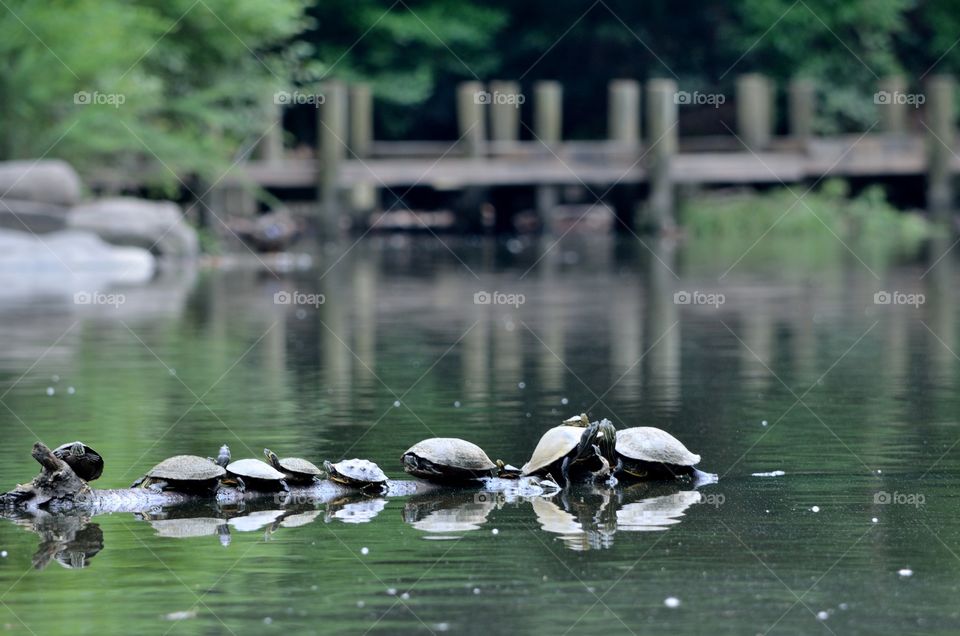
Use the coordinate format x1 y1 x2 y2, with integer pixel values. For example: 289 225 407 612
49 414 704 493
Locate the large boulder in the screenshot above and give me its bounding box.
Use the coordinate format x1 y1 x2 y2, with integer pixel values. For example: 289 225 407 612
68 197 199 258
0 160 82 207
0 199 70 233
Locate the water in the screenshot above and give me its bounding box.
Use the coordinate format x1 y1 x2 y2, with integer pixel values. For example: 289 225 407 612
0 233 958 634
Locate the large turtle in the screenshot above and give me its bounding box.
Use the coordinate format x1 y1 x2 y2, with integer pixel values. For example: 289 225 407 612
521 415 617 486
223 459 288 492
131 456 225 492
324 459 388 491
53 441 104 482
264 448 322 485
614 427 702 480
401 438 498 483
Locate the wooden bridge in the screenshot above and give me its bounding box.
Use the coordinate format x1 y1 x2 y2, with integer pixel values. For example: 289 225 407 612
210 74 959 229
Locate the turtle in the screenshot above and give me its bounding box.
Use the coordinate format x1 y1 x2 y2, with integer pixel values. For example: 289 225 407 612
264 448 322 485
521 417 618 486
222 459 289 492
614 427 703 480
324 459 388 491
209 444 231 468
52 441 104 482
131 455 225 492
401 438 498 483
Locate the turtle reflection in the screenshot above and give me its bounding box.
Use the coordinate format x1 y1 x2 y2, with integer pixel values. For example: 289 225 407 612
324 495 388 524
402 491 496 534
13 514 104 570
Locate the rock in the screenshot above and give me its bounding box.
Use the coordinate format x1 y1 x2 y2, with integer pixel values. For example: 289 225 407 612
68 197 198 258
0 160 82 206
0 198 70 233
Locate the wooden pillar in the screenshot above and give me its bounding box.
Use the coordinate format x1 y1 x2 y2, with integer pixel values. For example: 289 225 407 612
736 73 774 150
349 84 373 159
317 81 347 225
643 79 678 231
925 75 955 217
488 80 521 146
533 81 563 145
456 81 486 157
788 78 815 144
608 79 641 145
257 98 284 163
877 75 908 133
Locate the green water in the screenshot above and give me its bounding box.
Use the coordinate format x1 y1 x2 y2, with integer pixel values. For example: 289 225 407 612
0 234 958 635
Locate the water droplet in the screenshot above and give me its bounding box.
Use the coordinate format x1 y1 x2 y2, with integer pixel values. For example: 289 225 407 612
387 588 397 596
356 600 365 608
876 469 882 474
505 320 515 332
561 398 568 405
811 506 820 513
871 517 878 523
1 551 7 558
472 588 481 595
45 387 54 396
393 400 401 408
518 382 526 389
454 401 461 408
310 585 318 591
360 547 369 555
67 386 76 395
839 603 849 611
400 592 410 600
491 529 499 536
898 568 913 577
664 597 680 608
761 420 768 426
263 617 272 625
817 611 828 621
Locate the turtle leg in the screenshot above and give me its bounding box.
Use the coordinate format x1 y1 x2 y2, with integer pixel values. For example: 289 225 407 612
235 477 246 493
561 456 572 488
279 480 290 493
148 481 166 493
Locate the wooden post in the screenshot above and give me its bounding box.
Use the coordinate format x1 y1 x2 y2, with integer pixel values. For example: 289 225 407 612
317 80 347 225
257 97 284 163
349 83 373 159
608 79 641 145
788 78 815 144
643 78 678 231
736 73 774 150
925 75 955 217
877 75 908 134
456 81 486 157
533 81 563 145
488 80 521 147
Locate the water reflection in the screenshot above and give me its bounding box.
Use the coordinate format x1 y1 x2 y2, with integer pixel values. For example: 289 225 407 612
324 496 388 524
402 491 496 533
14 515 104 570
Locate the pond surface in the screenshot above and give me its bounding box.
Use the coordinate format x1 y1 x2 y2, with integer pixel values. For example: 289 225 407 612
0 232 958 635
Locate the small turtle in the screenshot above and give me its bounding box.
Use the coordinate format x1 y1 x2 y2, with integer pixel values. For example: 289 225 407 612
521 417 618 485
614 427 703 480
223 459 289 492
52 441 104 482
401 438 498 483
131 456 225 492
209 444 231 468
264 448 322 485
324 459 388 491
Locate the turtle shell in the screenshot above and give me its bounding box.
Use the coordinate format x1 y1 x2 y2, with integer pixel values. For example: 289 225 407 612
147 455 225 481
403 438 496 471
615 427 700 466
326 459 388 484
521 426 585 475
226 459 286 481
53 441 104 481
277 457 322 476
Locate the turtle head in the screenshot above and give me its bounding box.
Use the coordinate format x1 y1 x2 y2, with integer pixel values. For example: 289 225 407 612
263 448 280 468
563 413 590 427
215 445 231 467
574 418 618 466
69 442 85 457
